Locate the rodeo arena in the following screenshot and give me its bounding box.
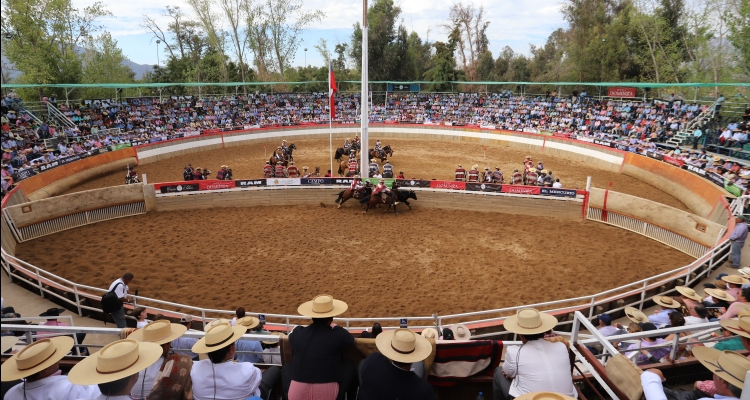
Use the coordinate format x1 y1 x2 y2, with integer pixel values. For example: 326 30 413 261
3 18 750 400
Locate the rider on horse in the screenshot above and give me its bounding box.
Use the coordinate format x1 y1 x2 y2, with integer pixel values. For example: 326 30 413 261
373 178 399 205
344 138 352 152
349 175 364 198
536 160 544 173
382 161 394 178
274 148 284 163
281 140 288 154
183 165 194 181
275 162 286 178
263 161 274 178
374 139 383 158
455 164 466 181
523 156 534 172
348 158 358 175
287 161 299 178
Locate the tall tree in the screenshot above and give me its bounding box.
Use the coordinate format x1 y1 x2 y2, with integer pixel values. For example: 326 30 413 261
264 0 324 76
442 1 490 81
423 28 463 91
80 32 135 98
725 0 750 77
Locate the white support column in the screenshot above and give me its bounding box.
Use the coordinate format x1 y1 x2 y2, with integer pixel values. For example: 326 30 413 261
360 0 369 172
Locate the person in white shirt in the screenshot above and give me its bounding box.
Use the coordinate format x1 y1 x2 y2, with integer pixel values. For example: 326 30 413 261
684 304 710 326
261 332 284 365
719 129 733 145
1 337 100 400
493 308 577 400
190 321 280 400
552 179 563 188
66 339 162 400
641 347 747 400
107 272 133 328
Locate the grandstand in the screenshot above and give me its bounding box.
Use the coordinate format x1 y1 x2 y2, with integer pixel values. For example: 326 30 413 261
2 85 749 399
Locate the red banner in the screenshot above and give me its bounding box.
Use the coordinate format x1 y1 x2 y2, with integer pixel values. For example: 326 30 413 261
384 120 399 124
553 132 574 139
608 87 637 98
430 180 466 190
198 180 236 190
662 155 684 167
501 185 541 195
203 128 221 135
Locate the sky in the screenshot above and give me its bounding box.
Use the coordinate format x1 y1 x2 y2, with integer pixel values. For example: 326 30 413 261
73 0 566 69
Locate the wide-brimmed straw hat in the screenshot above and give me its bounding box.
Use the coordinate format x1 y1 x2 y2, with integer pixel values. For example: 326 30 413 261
722 275 750 285
503 308 558 335
297 295 348 318
1 336 18 354
375 328 432 363
721 315 750 339
128 320 187 345
236 316 260 330
675 286 703 302
208 318 231 328
1 337 74 381
67 339 162 385
421 328 439 340
191 322 247 354
653 296 681 309
739 267 750 277
624 306 649 324
453 324 472 341
705 288 735 302
692 347 750 388
262 332 286 345
472 164 478 170
515 392 577 400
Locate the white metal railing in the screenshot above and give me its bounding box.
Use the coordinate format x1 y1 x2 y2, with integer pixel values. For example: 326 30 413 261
731 195 749 216
6 202 146 242
587 207 710 258
46 102 76 129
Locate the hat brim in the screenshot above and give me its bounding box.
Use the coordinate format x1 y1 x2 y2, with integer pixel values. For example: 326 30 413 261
720 319 750 339
453 324 472 341
692 347 746 388
375 330 433 363
236 316 260 330
624 307 649 324
421 328 439 340
675 287 703 302
1 337 73 381
503 312 558 335
0 336 18 354
191 325 246 354
515 392 578 400
705 289 735 302
127 323 187 345
653 297 681 309
722 276 750 285
68 341 162 385
297 299 348 318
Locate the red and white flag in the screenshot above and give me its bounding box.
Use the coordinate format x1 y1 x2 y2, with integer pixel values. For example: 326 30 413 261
328 61 337 120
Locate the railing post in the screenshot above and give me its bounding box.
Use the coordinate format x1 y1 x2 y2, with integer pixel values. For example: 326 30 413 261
588 297 596 318
25 331 33 345
571 314 581 344
201 310 207 331
684 263 692 286
286 317 290 333
35 269 44 296
668 331 680 362
639 280 648 311
85 211 90 225
73 285 82 316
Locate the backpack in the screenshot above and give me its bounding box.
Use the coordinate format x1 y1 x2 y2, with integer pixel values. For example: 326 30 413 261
101 282 123 314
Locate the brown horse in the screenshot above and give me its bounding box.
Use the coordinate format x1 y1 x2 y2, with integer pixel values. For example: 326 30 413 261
269 151 290 167
335 187 371 208
362 189 398 215
369 145 393 163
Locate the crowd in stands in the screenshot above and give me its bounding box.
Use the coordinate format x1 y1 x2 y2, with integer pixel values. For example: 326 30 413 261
3 90 749 196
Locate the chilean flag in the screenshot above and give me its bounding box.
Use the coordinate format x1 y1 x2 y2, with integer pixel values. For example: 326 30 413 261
328 61 337 120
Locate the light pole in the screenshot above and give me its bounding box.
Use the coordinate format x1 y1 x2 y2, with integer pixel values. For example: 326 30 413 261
156 39 161 67
304 48 307 67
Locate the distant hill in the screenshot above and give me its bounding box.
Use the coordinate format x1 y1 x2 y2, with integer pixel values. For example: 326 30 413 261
1 51 154 81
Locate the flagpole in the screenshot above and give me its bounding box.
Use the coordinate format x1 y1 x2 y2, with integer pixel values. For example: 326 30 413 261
360 0 369 177
329 62 333 177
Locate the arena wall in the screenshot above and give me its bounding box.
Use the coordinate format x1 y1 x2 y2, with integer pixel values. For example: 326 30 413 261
4 184 146 228
587 188 725 247
153 187 583 219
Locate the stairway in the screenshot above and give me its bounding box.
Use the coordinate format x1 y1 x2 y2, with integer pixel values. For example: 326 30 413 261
666 103 716 147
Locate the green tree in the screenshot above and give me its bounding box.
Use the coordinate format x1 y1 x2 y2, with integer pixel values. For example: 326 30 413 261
726 0 750 77
80 32 135 98
423 28 463 91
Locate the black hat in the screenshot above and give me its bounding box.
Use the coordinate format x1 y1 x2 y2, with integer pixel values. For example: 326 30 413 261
39 308 65 317
442 327 455 340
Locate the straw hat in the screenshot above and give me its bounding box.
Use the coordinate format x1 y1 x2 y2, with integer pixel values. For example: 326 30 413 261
738 267 750 277
503 308 558 335
722 275 750 285
541 169 548 174
421 328 439 340
297 294 348 318
128 320 187 345
208 318 231 328
1 337 74 381
705 288 735 303
375 328 432 363
236 316 260 330
453 324 472 341
624 306 649 324
692 347 750 388
721 315 750 339
261 332 286 345
1 336 18 354
675 286 703 302
191 322 247 354
67 339 162 385
516 392 577 400
653 296 681 309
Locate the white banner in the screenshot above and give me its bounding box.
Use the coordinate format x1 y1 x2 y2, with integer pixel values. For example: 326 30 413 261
266 178 301 186
480 124 496 130
184 130 201 137
243 124 261 130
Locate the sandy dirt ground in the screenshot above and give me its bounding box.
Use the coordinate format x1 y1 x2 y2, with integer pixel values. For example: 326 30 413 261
64 138 688 211
16 206 694 318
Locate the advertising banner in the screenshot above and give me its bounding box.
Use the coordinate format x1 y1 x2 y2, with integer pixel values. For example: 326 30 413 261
301 177 331 185
158 183 200 194
110 143 132 151
540 187 577 198
501 185 541 195
608 87 637 98
184 130 201 137
480 124 496 130
203 128 221 135
364 178 396 187
662 155 684 167
331 177 354 185
646 151 665 161
706 172 725 187
396 179 431 188
235 179 266 187
198 180 236 191
466 183 502 192
593 139 614 148
131 140 149 146
429 180 466 190
266 178 301 186
684 164 707 177
15 168 36 180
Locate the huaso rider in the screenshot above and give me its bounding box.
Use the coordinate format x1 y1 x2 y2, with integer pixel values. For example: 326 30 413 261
373 178 399 205
350 175 364 198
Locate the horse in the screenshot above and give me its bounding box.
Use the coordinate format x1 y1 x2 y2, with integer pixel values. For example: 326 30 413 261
334 187 372 208
337 160 351 176
385 189 417 212
335 147 357 161
283 143 297 161
361 191 398 215
269 155 289 167
369 145 393 163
